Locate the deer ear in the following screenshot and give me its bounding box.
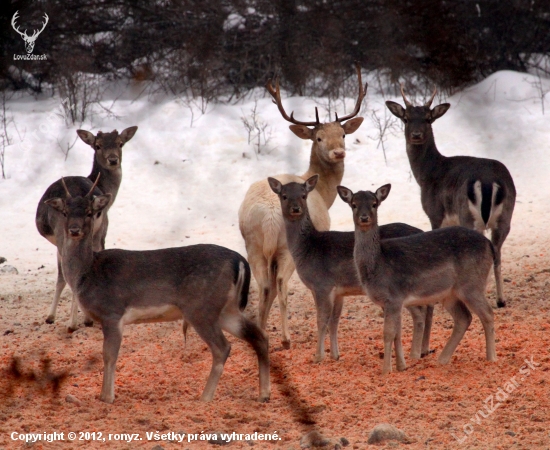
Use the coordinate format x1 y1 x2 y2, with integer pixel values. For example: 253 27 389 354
385 101 406 120
119 126 138 144
430 103 450 122
267 177 283 195
337 186 354 204
92 194 112 213
375 184 391 203
44 198 65 213
342 117 364 135
304 174 319 193
76 130 96 147
289 125 314 140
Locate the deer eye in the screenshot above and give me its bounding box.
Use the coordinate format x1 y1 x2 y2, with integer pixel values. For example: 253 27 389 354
351 203 357 209
342 134 345 138
373 203 378 208
282 195 287 200
317 137 322 142
403 118 408 124
302 195 306 199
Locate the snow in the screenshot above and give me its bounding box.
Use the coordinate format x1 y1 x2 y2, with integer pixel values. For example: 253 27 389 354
1 70 550 276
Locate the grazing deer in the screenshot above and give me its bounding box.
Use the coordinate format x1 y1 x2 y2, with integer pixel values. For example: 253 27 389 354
44 178 270 404
268 175 431 362
386 87 515 308
36 126 138 331
338 184 497 375
239 64 366 349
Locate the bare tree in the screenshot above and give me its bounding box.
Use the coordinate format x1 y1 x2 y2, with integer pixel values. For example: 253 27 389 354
240 100 273 157
0 91 14 179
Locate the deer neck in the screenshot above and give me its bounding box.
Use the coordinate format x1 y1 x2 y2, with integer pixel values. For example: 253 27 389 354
61 234 94 293
354 224 381 281
406 134 445 185
302 145 344 209
284 208 316 259
89 161 122 207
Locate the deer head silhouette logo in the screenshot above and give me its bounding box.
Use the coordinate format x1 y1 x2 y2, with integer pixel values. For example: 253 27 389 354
11 11 49 54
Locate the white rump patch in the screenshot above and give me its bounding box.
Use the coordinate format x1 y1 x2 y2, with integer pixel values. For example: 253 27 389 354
487 183 503 230
467 180 486 232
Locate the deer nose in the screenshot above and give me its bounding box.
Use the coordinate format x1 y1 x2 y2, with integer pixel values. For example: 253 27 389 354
291 206 302 214
107 157 119 166
411 131 423 140
68 226 82 237
359 215 370 224
333 150 346 159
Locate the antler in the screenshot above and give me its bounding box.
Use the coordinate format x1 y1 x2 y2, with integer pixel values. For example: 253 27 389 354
400 83 413 108
61 177 72 199
86 173 101 198
265 77 320 127
11 11 27 38
424 87 437 107
335 63 368 122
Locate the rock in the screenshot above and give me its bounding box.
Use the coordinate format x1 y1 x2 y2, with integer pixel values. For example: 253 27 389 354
65 394 82 406
0 257 6 264
505 431 516 437
151 446 164 450
209 432 230 446
367 424 410 445
0 265 18 274
300 431 349 449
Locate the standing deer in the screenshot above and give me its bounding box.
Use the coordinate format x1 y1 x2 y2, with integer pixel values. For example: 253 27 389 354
36 126 138 331
338 184 497 375
44 178 270 403
385 87 515 308
268 175 430 362
239 64 366 349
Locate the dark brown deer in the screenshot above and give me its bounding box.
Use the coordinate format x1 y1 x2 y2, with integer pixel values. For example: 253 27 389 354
44 178 270 403
239 64 366 349
339 184 496 375
386 87 515 308
36 126 137 331
268 175 431 362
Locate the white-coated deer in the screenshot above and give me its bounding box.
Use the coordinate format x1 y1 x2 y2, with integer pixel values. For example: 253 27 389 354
338 184 497 375
239 64 366 349
36 126 138 331
268 175 431 362
44 177 270 403
386 87 515 308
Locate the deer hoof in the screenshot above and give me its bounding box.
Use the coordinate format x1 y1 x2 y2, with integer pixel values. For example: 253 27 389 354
497 299 506 308
281 340 291 350
258 394 270 403
67 325 77 333
84 319 94 327
45 316 55 324
313 354 324 364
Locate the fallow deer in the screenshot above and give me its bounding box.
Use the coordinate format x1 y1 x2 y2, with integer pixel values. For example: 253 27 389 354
239 64 366 349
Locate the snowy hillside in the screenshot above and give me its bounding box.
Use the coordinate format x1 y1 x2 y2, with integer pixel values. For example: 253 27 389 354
1 70 550 274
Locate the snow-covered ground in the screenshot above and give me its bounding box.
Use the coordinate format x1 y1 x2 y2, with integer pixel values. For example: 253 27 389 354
1 70 550 276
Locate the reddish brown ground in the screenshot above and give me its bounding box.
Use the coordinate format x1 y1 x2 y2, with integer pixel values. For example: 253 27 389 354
1 246 550 450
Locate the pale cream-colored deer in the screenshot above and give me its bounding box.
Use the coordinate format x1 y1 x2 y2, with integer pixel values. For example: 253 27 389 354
239 65 366 348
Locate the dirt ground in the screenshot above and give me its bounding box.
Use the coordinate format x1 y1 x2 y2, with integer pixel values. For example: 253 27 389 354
1 213 550 449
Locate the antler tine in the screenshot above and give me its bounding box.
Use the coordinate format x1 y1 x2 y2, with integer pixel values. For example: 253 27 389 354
61 177 72 199
86 173 101 198
336 62 368 122
265 77 319 127
400 83 413 108
11 11 26 37
424 87 437 108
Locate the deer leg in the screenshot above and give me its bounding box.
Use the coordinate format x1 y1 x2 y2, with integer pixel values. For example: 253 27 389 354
67 292 79 333
438 299 472 365
382 303 403 375
463 293 497 362
222 315 270 402
421 305 434 356
46 253 65 324
328 293 344 361
275 252 295 349
250 254 275 330
406 305 425 359
100 320 123 403
312 291 332 363
491 225 510 308
195 324 231 402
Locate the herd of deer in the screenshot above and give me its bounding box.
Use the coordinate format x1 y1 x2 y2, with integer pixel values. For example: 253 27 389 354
34 65 515 404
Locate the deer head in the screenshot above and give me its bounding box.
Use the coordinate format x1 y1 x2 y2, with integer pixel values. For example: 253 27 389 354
11 11 49 54
385 85 450 145
76 127 138 170
266 64 367 165
337 184 391 231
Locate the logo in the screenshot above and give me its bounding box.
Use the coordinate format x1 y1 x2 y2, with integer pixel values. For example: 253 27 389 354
11 10 49 60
